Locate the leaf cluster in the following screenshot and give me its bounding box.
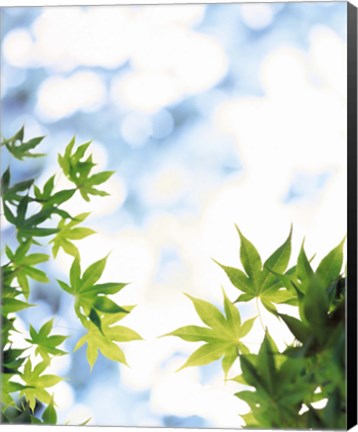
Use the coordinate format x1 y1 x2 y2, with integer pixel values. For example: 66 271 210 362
167 226 346 429
1 128 141 425
58 257 142 368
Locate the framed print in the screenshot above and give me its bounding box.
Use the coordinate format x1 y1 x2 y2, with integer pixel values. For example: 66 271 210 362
1 1 357 429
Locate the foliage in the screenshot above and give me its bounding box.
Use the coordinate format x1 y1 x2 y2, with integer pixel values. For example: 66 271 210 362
167 227 346 429
164 292 256 377
1 128 141 424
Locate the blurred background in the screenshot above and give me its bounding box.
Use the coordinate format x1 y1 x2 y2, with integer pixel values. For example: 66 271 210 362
1 2 347 427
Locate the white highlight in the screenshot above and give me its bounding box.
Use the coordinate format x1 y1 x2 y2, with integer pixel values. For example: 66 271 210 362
36 72 106 121
240 4 275 30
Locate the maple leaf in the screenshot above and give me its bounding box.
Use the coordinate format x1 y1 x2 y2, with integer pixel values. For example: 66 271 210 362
165 290 256 376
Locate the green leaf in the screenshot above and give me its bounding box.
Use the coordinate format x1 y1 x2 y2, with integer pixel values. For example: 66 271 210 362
57 138 113 200
167 291 257 375
79 417 92 426
222 346 239 377
237 317 256 338
89 308 102 332
235 390 258 407
302 276 329 332
17 272 30 300
86 341 99 369
97 339 127 365
44 175 55 197
230 374 246 384
67 227 96 240
20 359 62 410
177 343 227 371
3 201 17 224
260 286 296 306
3 128 45 160
51 214 94 259
27 320 68 362
214 260 253 293
49 189 76 206
1 166 10 190
38 374 62 387
106 325 142 342
21 227 60 237
42 398 57 425
80 256 108 292
163 325 215 342
316 238 345 287
261 298 277 314
236 226 262 290
21 253 49 266
1 298 34 314
262 226 292 290
69 258 81 292
87 171 114 186
235 292 254 302
81 282 128 295
57 279 72 294
38 320 54 338
296 243 314 292
93 297 128 314
279 314 310 344
222 289 242 335
256 334 278 395
24 266 49 283
184 294 227 330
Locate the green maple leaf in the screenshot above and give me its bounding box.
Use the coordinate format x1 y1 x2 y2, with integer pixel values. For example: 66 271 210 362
58 138 114 202
2 348 27 374
1 127 45 160
237 333 314 428
25 320 68 363
74 306 141 369
215 225 296 313
276 238 345 351
1 167 34 204
0 373 28 407
42 396 57 425
19 359 62 411
33 174 75 214
50 213 95 259
57 257 128 329
5 240 49 299
58 258 141 369
165 290 256 376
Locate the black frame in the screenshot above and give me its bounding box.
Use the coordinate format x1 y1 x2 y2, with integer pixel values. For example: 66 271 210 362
347 2 357 430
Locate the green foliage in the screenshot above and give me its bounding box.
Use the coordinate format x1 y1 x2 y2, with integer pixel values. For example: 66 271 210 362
25 320 68 364
165 291 255 376
50 213 95 259
215 225 297 312
167 226 346 429
1 127 45 160
74 308 142 369
1 128 141 425
20 359 62 411
58 138 114 201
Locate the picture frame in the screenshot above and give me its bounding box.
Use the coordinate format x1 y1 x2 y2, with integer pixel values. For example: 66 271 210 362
1 1 357 429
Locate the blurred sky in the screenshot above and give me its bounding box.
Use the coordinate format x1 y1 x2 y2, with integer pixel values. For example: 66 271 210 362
0 2 347 427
